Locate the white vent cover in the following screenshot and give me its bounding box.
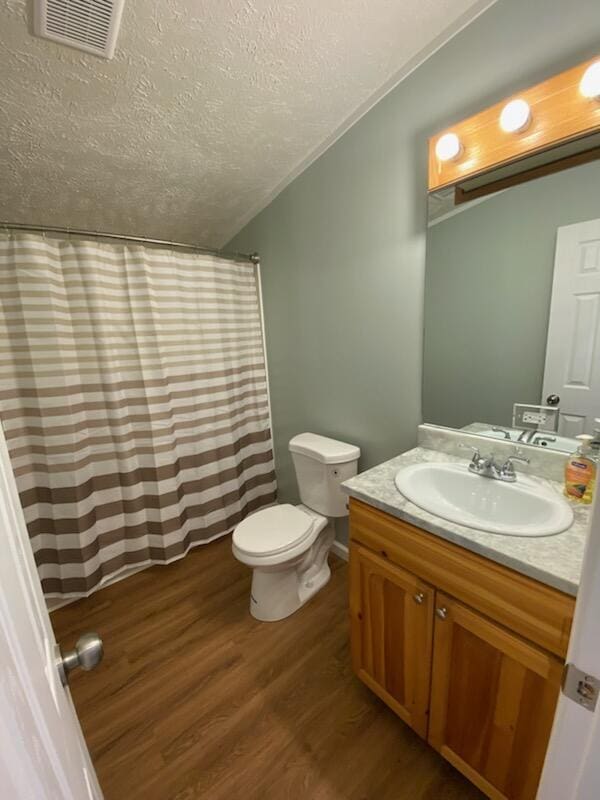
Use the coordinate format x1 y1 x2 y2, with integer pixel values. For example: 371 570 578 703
34 0 126 59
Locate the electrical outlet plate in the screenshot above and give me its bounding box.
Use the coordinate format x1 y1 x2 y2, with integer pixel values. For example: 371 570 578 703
512 403 559 432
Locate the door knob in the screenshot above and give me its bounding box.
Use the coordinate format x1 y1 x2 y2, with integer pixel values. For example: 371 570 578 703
413 592 425 604
436 607 448 620
56 632 103 686
546 394 560 406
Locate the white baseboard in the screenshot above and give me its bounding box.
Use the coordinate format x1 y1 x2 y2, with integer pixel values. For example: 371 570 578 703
331 540 349 562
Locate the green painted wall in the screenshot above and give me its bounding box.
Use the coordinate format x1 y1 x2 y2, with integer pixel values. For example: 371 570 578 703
229 0 600 515
423 161 600 430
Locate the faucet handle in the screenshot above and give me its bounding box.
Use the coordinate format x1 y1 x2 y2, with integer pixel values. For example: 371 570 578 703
458 444 481 464
499 450 530 480
506 448 530 465
458 443 487 469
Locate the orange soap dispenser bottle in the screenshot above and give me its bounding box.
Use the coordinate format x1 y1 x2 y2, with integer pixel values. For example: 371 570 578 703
564 434 596 504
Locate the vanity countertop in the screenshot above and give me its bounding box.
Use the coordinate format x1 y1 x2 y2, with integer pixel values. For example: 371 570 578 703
342 447 589 596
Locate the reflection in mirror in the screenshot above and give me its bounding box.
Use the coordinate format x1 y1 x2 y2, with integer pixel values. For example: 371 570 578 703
423 153 600 454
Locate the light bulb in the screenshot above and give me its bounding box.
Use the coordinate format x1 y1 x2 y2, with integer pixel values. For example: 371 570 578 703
499 99 531 133
580 61 600 99
435 133 462 162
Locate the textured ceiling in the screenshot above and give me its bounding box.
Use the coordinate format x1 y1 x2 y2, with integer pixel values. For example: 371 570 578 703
0 0 489 248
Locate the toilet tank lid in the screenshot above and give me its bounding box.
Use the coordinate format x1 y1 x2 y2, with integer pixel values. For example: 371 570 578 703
289 433 360 464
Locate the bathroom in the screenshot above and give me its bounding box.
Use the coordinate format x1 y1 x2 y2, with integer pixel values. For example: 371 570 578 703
1 0 600 798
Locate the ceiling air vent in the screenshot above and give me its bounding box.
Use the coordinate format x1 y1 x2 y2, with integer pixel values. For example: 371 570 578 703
34 0 126 59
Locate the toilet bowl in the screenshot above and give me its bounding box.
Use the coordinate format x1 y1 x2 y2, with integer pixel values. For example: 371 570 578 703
232 504 332 621
232 433 360 621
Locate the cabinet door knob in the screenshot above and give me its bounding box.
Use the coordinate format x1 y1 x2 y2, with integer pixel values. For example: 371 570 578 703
413 592 425 604
436 607 448 620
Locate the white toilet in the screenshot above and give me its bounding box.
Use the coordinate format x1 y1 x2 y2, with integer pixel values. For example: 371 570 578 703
232 432 360 621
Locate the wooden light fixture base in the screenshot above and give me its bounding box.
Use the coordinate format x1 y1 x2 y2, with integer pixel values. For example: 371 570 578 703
428 56 600 193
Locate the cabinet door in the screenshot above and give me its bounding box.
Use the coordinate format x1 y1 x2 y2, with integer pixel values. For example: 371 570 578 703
349 543 434 738
428 593 563 800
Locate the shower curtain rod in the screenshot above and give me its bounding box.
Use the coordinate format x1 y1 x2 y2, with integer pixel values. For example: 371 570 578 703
0 221 259 264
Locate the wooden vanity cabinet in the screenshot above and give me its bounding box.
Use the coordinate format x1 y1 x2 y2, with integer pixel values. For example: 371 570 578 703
348 498 574 800
428 593 563 800
349 544 434 738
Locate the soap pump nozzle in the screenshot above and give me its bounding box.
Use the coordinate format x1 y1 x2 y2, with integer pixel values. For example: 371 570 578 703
576 434 594 454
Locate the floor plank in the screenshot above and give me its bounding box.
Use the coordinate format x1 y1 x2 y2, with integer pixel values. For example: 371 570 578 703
51 536 483 800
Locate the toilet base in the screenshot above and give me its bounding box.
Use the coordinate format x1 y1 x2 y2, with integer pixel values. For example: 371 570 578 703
249 527 334 622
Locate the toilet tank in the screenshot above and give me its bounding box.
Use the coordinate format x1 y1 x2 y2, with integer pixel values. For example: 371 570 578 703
289 433 360 518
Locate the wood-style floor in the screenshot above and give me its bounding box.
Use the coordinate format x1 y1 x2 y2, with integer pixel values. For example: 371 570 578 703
52 537 483 800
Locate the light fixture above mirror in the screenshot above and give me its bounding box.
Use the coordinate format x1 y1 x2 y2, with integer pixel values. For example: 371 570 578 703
428 55 600 193
580 60 600 99
434 132 462 162
499 98 531 133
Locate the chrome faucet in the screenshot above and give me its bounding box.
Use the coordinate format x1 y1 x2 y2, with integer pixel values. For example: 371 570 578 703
517 429 538 444
463 447 497 478
492 426 512 440
459 445 530 482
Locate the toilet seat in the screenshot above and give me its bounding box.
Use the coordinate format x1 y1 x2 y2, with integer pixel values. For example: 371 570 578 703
232 501 332 620
232 504 315 557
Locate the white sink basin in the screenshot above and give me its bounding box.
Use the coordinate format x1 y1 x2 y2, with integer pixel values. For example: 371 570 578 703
394 462 573 537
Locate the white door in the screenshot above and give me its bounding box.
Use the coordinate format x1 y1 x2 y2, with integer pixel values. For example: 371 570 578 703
542 218 600 437
0 419 103 799
538 493 600 799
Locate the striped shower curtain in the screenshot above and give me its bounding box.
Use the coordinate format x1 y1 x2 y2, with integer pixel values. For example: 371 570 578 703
0 233 276 598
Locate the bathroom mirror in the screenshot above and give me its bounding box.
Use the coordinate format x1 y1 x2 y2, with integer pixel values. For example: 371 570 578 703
422 138 600 453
